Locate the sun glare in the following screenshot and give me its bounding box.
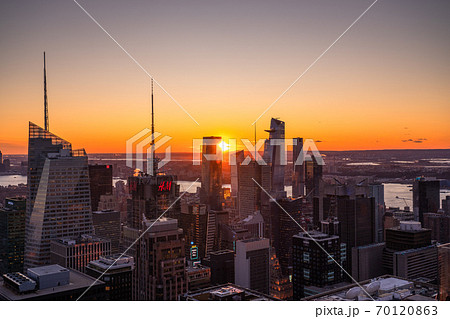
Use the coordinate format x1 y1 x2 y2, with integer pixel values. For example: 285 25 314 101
218 141 230 151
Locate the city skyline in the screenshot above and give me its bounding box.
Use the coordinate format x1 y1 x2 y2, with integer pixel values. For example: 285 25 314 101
1 0 449 154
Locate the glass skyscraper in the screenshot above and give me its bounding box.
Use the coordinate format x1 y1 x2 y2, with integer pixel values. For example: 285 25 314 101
24 122 93 269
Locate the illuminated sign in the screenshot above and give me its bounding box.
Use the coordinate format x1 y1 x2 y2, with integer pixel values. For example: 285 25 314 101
158 181 172 191
190 245 199 260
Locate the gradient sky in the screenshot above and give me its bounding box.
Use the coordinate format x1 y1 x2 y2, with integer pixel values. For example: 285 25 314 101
1 0 449 154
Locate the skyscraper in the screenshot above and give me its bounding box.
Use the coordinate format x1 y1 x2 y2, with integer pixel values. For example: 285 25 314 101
270 197 303 276
237 159 261 219
127 173 180 229
438 243 450 301
0 197 26 274
234 238 270 294
292 137 305 198
88 164 113 212
200 136 223 211
413 177 440 224
92 209 121 253
292 231 345 300
179 204 208 260
24 123 94 269
133 218 187 300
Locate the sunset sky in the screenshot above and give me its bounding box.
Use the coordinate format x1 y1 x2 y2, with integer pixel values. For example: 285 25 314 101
1 0 449 154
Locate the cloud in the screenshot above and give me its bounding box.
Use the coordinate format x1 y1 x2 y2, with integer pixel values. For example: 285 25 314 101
401 138 428 143
315 140 323 143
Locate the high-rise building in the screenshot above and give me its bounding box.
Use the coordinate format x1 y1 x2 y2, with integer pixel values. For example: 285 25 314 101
442 196 450 215
423 212 450 244
179 204 208 260
234 238 270 294
133 218 187 300
237 160 261 220
127 173 180 229
438 243 450 300
86 254 134 300
50 236 111 273
92 209 121 253
88 164 113 212
200 136 223 211
202 250 235 285
393 245 438 281
186 262 211 291
0 197 26 274
383 221 437 281
24 123 94 269
413 177 440 224
351 243 386 281
292 137 305 198
304 155 323 200
270 197 303 276
292 231 345 300
239 211 264 238
260 118 286 238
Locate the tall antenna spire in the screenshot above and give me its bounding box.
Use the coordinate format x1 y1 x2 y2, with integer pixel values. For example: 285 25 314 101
44 52 49 131
150 77 156 175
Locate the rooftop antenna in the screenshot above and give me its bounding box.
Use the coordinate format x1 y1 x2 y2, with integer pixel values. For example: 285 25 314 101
150 77 156 175
44 52 49 131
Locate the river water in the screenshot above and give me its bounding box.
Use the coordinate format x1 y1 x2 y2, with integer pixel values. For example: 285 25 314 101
1 175 448 208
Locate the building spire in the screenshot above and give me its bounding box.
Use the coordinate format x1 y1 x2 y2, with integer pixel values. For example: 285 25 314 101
150 77 156 175
44 52 49 131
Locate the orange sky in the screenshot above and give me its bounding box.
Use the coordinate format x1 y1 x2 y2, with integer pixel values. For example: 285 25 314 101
1 0 449 154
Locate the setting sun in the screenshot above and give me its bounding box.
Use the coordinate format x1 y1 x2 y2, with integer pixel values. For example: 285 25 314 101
218 141 230 152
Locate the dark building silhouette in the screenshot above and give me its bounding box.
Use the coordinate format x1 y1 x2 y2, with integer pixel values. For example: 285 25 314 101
203 250 235 285
270 197 303 276
413 177 440 224
292 137 305 198
0 197 26 274
180 204 208 259
127 173 180 229
92 209 121 253
200 136 223 211
88 164 113 212
292 231 345 300
86 254 134 300
423 212 450 244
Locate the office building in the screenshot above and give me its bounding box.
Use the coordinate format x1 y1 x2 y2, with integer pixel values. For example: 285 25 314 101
202 249 235 285
413 177 440 224
270 197 303 275
292 231 345 300
50 236 111 273
127 173 180 229
0 264 105 300
239 210 264 238
423 212 450 244
86 254 134 300
235 238 270 294
237 159 261 220
88 164 113 212
438 243 450 300
393 245 438 281
292 137 305 198
0 197 26 274
25 123 94 268
186 262 211 291
179 204 208 259
92 209 121 253
133 218 187 300
200 136 223 210
352 243 386 281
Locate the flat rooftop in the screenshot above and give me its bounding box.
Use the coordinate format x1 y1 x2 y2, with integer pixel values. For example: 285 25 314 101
0 269 104 301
